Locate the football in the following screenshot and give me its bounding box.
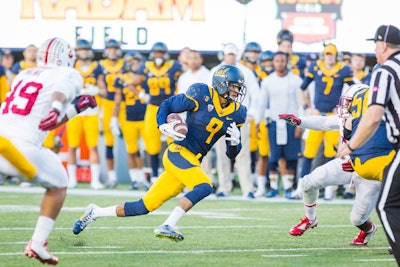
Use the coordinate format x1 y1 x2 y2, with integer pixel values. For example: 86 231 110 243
167 113 188 135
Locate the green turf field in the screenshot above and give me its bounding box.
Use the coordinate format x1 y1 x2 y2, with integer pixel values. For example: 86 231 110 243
0 185 396 267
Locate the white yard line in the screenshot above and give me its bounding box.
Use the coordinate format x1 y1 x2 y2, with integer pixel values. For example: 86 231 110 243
0 247 394 257
355 259 396 262
262 254 307 257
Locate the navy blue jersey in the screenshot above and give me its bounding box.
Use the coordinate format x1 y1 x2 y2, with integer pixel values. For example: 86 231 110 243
114 74 147 121
138 60 182 106
157 83 247 160
301 60 354 113
350 87 392 163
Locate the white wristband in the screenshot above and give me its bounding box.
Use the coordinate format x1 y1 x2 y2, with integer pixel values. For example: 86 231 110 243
65 104 78 119
51 100 63 113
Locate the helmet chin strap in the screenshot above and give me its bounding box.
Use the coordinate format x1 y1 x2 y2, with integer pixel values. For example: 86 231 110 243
225 95 233 102
78 55 90 61
246 58 258 64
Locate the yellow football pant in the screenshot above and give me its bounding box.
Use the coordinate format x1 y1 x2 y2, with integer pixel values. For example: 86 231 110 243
303 129 340 158
257 118 270 157
0 135 36 179
142 144 213 212
121 120 145 154
67 114 99 148
352 150 396 181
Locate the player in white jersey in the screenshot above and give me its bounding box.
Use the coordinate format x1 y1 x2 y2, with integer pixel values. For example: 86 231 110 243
0 37 96 265
280 83 394 246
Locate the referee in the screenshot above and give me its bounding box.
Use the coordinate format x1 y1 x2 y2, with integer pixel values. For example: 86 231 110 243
338 24 400 262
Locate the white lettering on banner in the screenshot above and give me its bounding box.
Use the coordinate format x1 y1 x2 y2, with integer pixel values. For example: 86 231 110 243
21 0 205 21
74 26 149 47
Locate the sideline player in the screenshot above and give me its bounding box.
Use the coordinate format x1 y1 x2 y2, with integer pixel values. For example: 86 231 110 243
138 42 182 182
111 51 150 190
72 65 246 242
66 39 106 189
240 42 270 197
281 84 393 246
276 29 306 78
0 37 96 265
99 39 125 187
255 52 303 198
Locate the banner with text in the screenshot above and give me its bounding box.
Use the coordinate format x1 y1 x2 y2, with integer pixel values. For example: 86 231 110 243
1 0 398 54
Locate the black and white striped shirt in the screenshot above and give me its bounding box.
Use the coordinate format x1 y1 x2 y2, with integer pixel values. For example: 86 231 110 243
368 51 400 145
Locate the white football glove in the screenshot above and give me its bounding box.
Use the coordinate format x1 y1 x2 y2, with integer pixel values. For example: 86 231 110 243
110 116 121 137
159 121 186 141
83 83 100 96
226 122 240 146
138 91 150 103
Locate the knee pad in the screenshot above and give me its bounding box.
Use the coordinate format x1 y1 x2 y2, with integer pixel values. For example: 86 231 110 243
349 212 367 227
124 199 149 216
301 176 317 193
184 183 213 206
301 176 319 206
106 146 113 159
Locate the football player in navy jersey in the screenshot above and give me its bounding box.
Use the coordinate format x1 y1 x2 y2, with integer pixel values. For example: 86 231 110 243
73 65 247 242
66 39 106 190
138 42 183 182
99 39 125 188
110 51 150 191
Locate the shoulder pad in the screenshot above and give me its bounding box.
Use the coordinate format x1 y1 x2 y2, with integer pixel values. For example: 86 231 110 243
186 83 208 99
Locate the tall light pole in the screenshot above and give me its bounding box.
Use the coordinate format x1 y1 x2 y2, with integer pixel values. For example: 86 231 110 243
236 0 254 45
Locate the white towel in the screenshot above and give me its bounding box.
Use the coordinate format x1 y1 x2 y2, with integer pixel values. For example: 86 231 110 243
276 120 288 145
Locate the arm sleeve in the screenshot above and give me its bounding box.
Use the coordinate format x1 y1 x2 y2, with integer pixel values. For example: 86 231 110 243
300 76 313 90
225 142 242 159
299 115 340 131
156 93 196 126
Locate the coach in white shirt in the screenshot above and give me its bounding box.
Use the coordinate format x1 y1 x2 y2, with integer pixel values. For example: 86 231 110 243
177 49 210 94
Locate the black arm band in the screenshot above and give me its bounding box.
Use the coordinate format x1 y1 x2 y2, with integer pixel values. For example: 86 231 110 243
347 143 355 152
